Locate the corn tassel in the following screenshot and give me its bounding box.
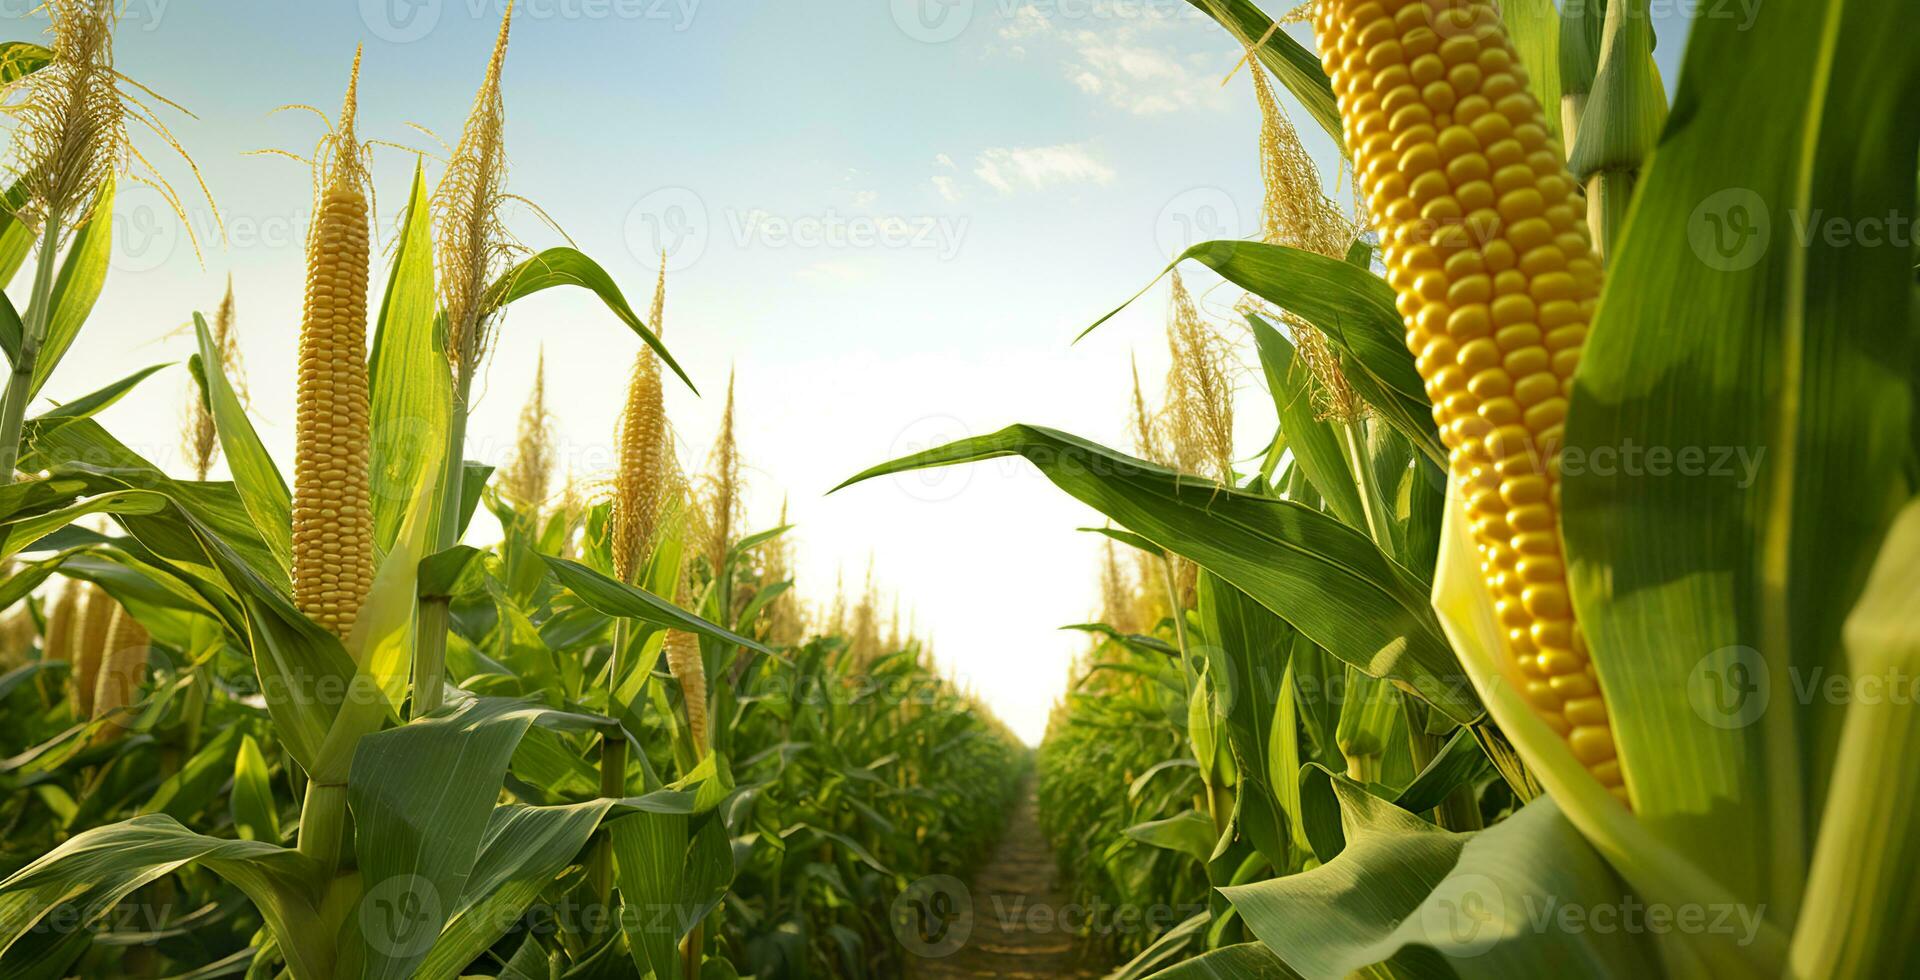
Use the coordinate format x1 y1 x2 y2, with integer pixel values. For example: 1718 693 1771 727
90 604 148 743
291 51 373 641
1313 0 1624 800
611 262 671 584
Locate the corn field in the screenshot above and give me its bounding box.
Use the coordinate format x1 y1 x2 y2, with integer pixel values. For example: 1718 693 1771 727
0 0 1916 978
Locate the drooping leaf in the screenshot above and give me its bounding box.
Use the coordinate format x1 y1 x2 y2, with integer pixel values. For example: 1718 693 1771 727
1186 0 1340 148
0 815 330 980
838 425 1478 722
481 247 695 393
1090 241 1443 467
1224 779 1666 979
542 556 775 657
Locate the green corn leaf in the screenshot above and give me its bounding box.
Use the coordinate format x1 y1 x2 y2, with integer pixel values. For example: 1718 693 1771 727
1123 810 1218 866
542 555 775 657
26 177 114 400
1198 570 1295 872
1140 942 1299 980
1790 500 1920 975
1564 0 1919 923
1186 0 1341 150
481 247 696 394
610 808 734 979
838 425 1479 723
231 734 280 844
1246 311 1366 530
1222 778 1666 979
1089 242 1444 468
0 815 331 980
344 696 615 979
414 801 616 980
194 312 291 577
367 162 452 553
34 362 169 422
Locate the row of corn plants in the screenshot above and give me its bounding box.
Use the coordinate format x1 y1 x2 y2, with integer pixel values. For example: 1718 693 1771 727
842 0 1918 976
0 3 1022 977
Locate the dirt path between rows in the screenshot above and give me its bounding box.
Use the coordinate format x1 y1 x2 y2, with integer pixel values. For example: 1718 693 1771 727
906 779 1108 979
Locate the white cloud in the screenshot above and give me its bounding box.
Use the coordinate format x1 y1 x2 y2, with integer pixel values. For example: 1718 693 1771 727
1065 32 1224 116
931 175 963 203
972 143 1116 195
989 2 1229 116
851 189 878 209
999 4 1052 40
934 153 956 169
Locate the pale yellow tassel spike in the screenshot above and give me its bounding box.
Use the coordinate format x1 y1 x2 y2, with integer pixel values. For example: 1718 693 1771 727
611 330 670 584
435 2 513 377
1244 42 1365 421
705 370 740 575
291 51 374 640
1163 270 1236 485
184 276 240 480
502 348 555 513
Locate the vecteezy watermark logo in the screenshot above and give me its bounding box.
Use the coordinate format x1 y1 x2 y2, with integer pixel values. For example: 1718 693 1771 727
1419 873 1504 957
885 415 975 504
891 0 974 43
624 187 709 272
361 0 444 43
890 875 972 957
1689 645 1769 729
1154 187 1241 260
109 183 185 275
358 873 442 959
1688 187 1770 272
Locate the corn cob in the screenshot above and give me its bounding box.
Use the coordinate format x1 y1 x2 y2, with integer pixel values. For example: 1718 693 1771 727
664 628 708 759
90 604 148 742
291 51 373 640
43 579 79 663
72 584 114 715
1312 0 1623 800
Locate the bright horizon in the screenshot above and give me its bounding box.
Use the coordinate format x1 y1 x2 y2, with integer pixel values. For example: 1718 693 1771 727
12 0 1687 744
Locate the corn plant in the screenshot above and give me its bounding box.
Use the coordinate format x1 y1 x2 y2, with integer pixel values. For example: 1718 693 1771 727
0 9 1023 979
842 0 1918 976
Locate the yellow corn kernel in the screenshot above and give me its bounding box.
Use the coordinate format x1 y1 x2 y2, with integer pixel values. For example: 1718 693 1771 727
1316 0 1625 803
292 59 373 641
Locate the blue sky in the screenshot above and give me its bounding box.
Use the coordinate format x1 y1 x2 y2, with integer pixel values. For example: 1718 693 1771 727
11 0 1694 742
